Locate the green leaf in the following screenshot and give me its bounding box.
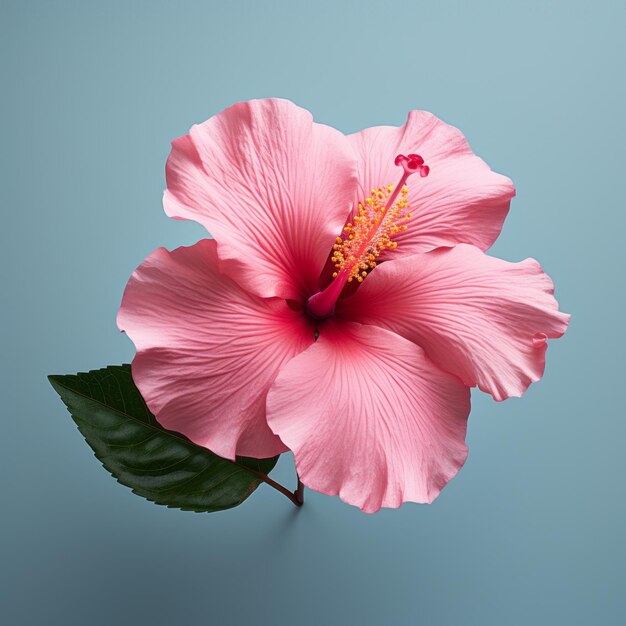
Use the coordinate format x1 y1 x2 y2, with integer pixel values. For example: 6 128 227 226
48 365 279 512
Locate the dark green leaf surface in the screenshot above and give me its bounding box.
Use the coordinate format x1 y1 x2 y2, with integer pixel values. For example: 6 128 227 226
49 365 279 512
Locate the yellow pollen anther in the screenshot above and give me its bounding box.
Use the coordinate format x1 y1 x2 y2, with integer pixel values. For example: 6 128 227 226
329 183 413 283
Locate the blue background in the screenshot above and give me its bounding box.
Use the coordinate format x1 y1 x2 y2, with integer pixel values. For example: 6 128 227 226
3 1 625 624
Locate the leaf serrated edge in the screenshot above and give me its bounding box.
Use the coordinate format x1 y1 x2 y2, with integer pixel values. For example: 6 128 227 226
48 369 279 513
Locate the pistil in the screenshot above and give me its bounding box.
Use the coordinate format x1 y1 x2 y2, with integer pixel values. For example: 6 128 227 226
306 154 429 320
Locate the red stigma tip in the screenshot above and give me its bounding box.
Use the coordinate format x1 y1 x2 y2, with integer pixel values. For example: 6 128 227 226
394 153 429 177
407 153 425 166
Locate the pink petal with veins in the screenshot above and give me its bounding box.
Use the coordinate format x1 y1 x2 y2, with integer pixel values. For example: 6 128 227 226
164 98 357 301
348 111 515 256
117 239 314 459
338 244 570 401
267 321 470 513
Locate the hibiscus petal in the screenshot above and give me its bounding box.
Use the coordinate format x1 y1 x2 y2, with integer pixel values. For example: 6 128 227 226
266 321 470 513
337 244 570 401
348 111 515 255
117 239 314 459
164 98 357 300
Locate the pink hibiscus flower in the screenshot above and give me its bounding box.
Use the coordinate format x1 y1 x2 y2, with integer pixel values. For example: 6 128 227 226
117 99 569 513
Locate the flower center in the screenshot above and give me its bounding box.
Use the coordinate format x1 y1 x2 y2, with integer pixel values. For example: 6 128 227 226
306 154 429 320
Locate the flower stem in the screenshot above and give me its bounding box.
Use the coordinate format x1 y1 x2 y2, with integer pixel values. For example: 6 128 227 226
244 465 304 507
295 474 305 505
